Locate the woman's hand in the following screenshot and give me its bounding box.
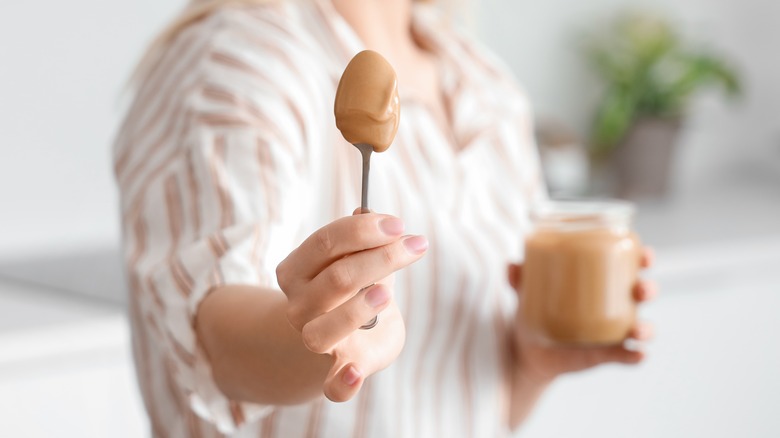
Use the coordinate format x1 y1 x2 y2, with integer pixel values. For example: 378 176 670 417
276 210 427 402
507 248 657 384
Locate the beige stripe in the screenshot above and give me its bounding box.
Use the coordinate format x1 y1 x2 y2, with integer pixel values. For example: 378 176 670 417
412 220 439 437
489 186 517 234
309 0 354 61
165 175 184 254
144 313 163 337
114 27 215 181
187 409 206 438
249 223 265 283
458 230 492 438
185 150 202 235
130 20 217 138
433 271 468 437
146 277 165 310
127 201 170 438
171 336 197 368
244 7 298 40
129 203 147 271
333 133 346 215
121 107 196 220
201 84 288 146
230 25 311 83
261 410 278 438
213 265 225 289
257 137 280 222
412 127 435 174
115 24 214 177
209 51 307 138
115 15 219 168
128 294 164 437
304 399 324 438
211 135 234 229
207 235 227 259
493 288 512 426
162 358 185 412
171 258 194 297
491 130 524 192
394 135 422 192
197 112 253 127
351 377 373 438
475 212 514 427
229 400 246 428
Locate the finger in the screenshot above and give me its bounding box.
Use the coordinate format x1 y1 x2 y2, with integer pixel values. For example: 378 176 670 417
278 213 405 282
301 284 392 354
507 263 523 291
580 345 645 367
628 322 654 341
633 280 658 302
640 247 655 268
324 362 364 403
300 235 427 321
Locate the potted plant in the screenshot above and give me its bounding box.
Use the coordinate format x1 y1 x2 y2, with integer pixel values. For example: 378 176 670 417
584 11 741 198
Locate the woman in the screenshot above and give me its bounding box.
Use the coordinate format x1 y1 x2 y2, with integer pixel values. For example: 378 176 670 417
114 0 656 436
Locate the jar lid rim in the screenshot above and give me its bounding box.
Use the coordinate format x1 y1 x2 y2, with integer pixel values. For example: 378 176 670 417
531 198 635 222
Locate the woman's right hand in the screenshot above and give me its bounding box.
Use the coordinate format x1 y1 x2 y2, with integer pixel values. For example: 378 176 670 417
276 211 428 402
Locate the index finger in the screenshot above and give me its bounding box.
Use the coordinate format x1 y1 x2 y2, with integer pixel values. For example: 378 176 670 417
279 213 405 280
640 247 655 268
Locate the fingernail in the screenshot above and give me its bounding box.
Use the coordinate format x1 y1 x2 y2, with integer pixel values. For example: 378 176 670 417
403 235 428 255
342 365 361 386
379 217 404 236
365 285 389 308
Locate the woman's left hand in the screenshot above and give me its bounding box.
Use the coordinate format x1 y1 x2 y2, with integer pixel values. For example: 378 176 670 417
507 248 657 385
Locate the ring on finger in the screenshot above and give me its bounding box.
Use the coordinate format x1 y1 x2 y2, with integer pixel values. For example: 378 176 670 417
359 314 379 330
358 283 379 330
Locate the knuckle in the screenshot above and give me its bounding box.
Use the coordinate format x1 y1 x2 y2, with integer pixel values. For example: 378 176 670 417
276 261 291 291
301 324 329 354
286 304 306 331
380 244 397 266
315 227 336 256
355 216 379 243
342 308 364 329
325 264 354 291
324 384 350 403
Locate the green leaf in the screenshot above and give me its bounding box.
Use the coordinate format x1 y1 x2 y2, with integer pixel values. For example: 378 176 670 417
591 86 637 155
580 10 742 153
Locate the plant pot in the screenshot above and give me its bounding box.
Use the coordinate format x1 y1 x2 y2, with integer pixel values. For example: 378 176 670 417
612 116 682 199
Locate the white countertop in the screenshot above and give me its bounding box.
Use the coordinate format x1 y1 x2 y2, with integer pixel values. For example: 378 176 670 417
0 279 147 438
0 178 778 437
522 237 780 438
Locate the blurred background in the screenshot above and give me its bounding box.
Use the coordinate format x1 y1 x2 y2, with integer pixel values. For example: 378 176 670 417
0 0 778 437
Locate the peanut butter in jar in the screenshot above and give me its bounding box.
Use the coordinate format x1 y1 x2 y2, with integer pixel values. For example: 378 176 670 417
521 200 641 345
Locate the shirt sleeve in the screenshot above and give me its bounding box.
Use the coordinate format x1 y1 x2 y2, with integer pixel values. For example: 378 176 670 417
124 13 321 432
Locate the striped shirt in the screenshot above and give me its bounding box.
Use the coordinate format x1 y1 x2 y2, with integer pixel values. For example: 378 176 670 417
114 1 545 437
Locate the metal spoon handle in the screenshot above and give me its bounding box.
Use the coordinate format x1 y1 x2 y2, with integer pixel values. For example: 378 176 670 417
356 143 373 214
355 143 378 330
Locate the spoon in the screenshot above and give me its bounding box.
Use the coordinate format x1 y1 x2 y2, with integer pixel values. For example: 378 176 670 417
334 50 400 330
334 50 400 213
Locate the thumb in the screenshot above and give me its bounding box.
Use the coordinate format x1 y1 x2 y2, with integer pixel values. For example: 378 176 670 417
323 362 365 403
507 263 523 292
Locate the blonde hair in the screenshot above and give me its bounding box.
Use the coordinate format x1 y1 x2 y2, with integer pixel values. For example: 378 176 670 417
132 0 437 89
131 0 274 88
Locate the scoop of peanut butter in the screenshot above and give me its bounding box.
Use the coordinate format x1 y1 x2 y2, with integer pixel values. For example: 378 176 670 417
334 50 400 152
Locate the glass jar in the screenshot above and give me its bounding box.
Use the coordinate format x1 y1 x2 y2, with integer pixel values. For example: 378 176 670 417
521 199 641 345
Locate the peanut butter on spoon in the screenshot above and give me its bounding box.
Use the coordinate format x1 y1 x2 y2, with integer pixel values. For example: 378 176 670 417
335 50 400 213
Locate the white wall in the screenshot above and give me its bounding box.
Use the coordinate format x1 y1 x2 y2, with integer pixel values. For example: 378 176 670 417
0 1 186 257
1 0 777 257
477 0 780 194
